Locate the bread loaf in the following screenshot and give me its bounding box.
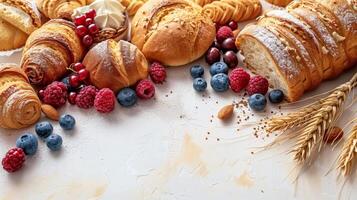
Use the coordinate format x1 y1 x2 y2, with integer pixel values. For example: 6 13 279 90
131 0 216 66
236 0 357 102
21 19 84 86
265 0 293 7
83 39 149 92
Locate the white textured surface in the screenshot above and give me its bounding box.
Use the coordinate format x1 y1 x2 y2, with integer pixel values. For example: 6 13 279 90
0 1 357 200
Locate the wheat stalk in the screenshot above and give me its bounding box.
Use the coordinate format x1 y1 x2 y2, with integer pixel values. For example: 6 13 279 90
337 123 357 176
266 73 357 164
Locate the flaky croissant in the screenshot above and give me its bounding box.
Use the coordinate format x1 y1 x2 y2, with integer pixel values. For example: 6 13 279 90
121 0 147 16
21 19 84 86
35 0 86 20
203 0 262 24
0 64 41 130
83 39 148 92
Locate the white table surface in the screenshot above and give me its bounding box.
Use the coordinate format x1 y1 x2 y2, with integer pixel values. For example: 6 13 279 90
0 1 357 200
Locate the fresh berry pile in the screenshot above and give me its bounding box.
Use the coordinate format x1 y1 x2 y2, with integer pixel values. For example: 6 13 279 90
73 9 98 47
2 114 76 173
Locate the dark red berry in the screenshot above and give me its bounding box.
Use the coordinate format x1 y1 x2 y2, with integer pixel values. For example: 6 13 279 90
68 92 77 105
69 75 80 88
205 47 221 65
221 38 237 52
78 69 89 81
82 35 93 47
228 21 238 30
73 62 85 72
223 51 238 68
211 41 221 50
75 25 87 38
74 15 86 26
85 9 96 19
215 23 222 31
38 89 44 99
88 24 99 35
85 18 94 27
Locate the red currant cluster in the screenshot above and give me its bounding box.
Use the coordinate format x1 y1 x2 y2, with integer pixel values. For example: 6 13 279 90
67 62 90 104
74 9 98 47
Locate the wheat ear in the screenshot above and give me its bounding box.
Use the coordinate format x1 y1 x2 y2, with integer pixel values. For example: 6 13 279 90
337 123 357 176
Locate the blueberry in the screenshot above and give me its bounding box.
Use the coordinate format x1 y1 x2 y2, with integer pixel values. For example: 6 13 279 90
35 121 53 138
16 133 38 155
210 62 228 76
268 89 284 104
117 88 137 107
190 65 204 78
248 93 267 111
46 134 63 151
59 114 76 130
61 77 75 92
210 73 229 92
193 78 207 92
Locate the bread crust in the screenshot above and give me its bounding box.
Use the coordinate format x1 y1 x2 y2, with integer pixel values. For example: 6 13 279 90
131 0 215 66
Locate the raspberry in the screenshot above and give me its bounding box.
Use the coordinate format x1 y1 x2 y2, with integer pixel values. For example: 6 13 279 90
94 88 116 113
136 79 155 99
216 26 233 43
75 85 97 109
2 148 26 173
42 81 67 108
229 68 250 93
246 75 269 96
149 62 167 84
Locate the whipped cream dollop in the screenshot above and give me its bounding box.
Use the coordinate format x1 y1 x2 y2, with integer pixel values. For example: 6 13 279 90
72 0 126 30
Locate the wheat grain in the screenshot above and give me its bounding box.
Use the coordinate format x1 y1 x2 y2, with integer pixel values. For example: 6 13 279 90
337 124 357 176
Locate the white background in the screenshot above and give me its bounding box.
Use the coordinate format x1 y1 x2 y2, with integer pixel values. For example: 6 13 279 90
0 1 357 199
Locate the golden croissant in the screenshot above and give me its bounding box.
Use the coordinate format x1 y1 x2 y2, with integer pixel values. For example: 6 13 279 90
21 19 84 86
203 0 262 24
0 0 42 51
0 64 41 130
121 0 147 16
35 0 86 20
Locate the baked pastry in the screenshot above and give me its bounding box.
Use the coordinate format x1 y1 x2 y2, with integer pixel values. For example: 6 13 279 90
265 0 293 7
203 0 262 24
192 0 217 7
83 39 148 92
236 0 357 102
21 19 85 86
131 0 216 66
121 0 147 16
0 64 41 129
35 0 86 20
0 0 42 51
72 0 129 43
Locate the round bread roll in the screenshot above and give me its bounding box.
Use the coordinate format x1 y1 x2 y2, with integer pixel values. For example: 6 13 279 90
83 39 149 92
131 0 216 66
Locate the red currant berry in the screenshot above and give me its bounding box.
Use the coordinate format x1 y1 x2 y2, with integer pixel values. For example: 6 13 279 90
228 21 238 30
38 89 45 98
85 9 96 19
68 92 77 105
85 18 94 27
75 25 87 38
69 75 80 88
78 69 89 81
88 24 99 35
74 15 86 26
82 35 93 47
73 62 85 72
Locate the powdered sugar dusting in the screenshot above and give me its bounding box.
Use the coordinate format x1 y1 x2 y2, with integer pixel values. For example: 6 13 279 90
250 25 300 79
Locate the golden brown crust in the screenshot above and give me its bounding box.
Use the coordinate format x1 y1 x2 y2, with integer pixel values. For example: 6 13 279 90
36 0 86 20
121 0 148 16
21 19 84 86
0 19 28 51
83 39 149 92
0 64 41 130
131 0 215 66
265 0 293 7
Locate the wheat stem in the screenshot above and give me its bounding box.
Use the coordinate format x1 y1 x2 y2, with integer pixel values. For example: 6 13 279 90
337 124 357 176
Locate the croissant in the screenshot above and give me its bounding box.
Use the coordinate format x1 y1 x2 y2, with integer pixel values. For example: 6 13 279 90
265 0 293 7
0 64 41 130
120 0 147 16
0 0 42 51
21 19 85 86
83 39 149 92
203 0 262 24
191 0 217 7
35 0 86 20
